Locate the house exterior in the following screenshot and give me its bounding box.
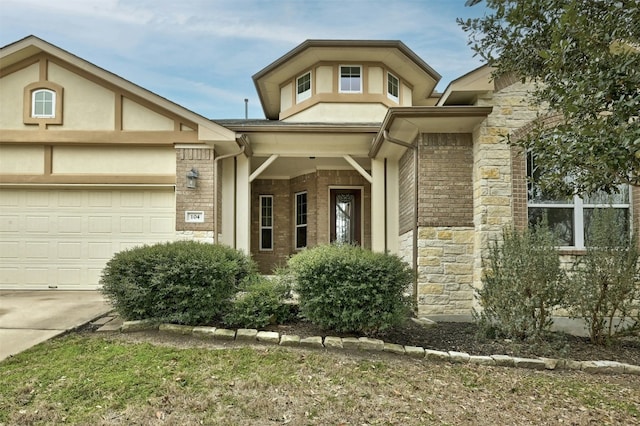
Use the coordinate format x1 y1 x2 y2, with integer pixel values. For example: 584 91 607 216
1 36 636 316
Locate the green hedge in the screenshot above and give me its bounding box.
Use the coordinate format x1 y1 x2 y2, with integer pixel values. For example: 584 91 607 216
100 241 254 325
287 244 412 333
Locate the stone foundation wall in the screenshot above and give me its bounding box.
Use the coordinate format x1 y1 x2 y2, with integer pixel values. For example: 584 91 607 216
175 230 214 244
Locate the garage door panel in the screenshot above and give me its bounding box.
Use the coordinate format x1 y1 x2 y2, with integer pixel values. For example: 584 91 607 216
0 188 176 289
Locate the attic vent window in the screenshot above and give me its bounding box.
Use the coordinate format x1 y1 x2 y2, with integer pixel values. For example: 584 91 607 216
339 65 361 93
32 89 56 118
296 72 311 103
387 72 399 102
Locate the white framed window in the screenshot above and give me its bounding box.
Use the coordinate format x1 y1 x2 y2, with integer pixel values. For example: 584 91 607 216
296 72 312 103
527 152 630 248
387 72 399 102
339 65 362 93
260 195 273 251
32 89 56 118
295 191 307 249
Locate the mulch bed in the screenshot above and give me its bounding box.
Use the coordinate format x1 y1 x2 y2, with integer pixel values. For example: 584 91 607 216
263 318 640 366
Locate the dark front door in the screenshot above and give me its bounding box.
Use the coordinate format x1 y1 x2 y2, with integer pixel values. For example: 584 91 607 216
330 189 361 245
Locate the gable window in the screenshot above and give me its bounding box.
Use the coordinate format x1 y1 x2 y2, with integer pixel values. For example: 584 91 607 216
527 152 630 248
339 65 362 93
387 72 399 102
32 89 56 118
296 72 312 103
295 192 307 249
260 195 274 251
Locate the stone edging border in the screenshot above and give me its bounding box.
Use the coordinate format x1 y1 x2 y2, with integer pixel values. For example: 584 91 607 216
118 320 640 376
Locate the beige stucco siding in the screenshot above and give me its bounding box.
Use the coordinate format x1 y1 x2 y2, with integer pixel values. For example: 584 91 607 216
0 145 44 174
316 66 333 93
284 103 388 123
0 62 39 130
48 62 115 130
52 146 175 175
122 97 174 130
280 82 293 111
368 67 383 94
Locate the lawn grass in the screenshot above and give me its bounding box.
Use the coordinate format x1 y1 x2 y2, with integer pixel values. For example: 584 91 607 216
1 333 638 425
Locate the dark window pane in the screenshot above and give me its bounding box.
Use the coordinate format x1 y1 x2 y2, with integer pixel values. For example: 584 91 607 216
528 207 574 246
296 226 307 249
261 228 272 250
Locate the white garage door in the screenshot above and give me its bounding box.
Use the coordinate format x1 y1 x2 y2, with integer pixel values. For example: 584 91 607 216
0 188 176 290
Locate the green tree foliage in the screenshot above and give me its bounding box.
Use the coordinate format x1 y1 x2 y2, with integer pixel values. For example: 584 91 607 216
477 224 567 340
100 241 254 325
460 0 640 195
568 208 640 344
287 244 412 333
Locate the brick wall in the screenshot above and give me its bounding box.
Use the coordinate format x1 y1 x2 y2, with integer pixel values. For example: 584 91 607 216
251 179 291 274
418 133 473 227
511 146 528 231
175 148 214 235
291 172 317 248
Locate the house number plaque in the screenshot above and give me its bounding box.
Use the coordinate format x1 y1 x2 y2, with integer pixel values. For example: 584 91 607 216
185 211 205 223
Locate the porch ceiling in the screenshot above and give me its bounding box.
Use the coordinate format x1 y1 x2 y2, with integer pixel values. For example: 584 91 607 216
250 155 370 180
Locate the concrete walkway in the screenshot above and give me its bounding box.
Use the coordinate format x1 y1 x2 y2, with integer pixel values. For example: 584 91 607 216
0 290 111 362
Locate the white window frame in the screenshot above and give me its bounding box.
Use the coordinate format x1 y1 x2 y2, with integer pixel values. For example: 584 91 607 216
295 191 308 249
387 72 399 102
339 65 362 93
296 71 312 103
32 89 56 118
259 195 274 251
526 152 630 249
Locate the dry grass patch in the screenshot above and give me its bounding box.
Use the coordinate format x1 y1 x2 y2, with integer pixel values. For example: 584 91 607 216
0 333 638 425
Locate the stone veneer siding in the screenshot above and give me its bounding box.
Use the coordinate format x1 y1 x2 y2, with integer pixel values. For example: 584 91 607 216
413 133 474 315
175 147 215 243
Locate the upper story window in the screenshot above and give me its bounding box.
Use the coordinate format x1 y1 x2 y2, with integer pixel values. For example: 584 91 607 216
387 72 399 102
527 152 630 248
32 89 56 118
339 65 362 93
296 72 312 103
23 81 63 125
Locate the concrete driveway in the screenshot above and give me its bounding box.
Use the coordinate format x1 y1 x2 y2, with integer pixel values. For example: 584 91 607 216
0 290 112 362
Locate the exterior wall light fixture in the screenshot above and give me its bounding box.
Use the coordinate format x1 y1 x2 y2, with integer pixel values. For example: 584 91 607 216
186 168 199 189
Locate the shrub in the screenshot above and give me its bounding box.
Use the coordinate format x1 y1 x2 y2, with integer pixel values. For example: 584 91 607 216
223 275 295 329
567 208 640 344
476 224 567 341
286 244 412 334
100 241 255 325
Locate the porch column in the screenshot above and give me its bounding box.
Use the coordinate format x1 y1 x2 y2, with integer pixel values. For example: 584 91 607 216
371 158 386 253
220 155 251 253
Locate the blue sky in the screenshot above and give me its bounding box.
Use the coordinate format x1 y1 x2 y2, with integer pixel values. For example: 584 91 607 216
0 0 489 119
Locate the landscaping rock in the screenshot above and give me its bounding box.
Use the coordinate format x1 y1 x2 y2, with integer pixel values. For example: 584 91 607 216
256 331 280 344
624 364 640 375
383 343 405 355
300 336 323 348
581 360 626 375
342 337 360 350
469 355 495 366
491 355 515 367
159 324 193 335
425 349 449 362
448 351 470 363
404 346 425 358
323 336 343 349
120 320 157 332
513 357 546 370
279 335 300 347
213 328 236 340
540 357 559 370
236 329 258 341
411 317 437 328
359 337 384 351
192 326 216 337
